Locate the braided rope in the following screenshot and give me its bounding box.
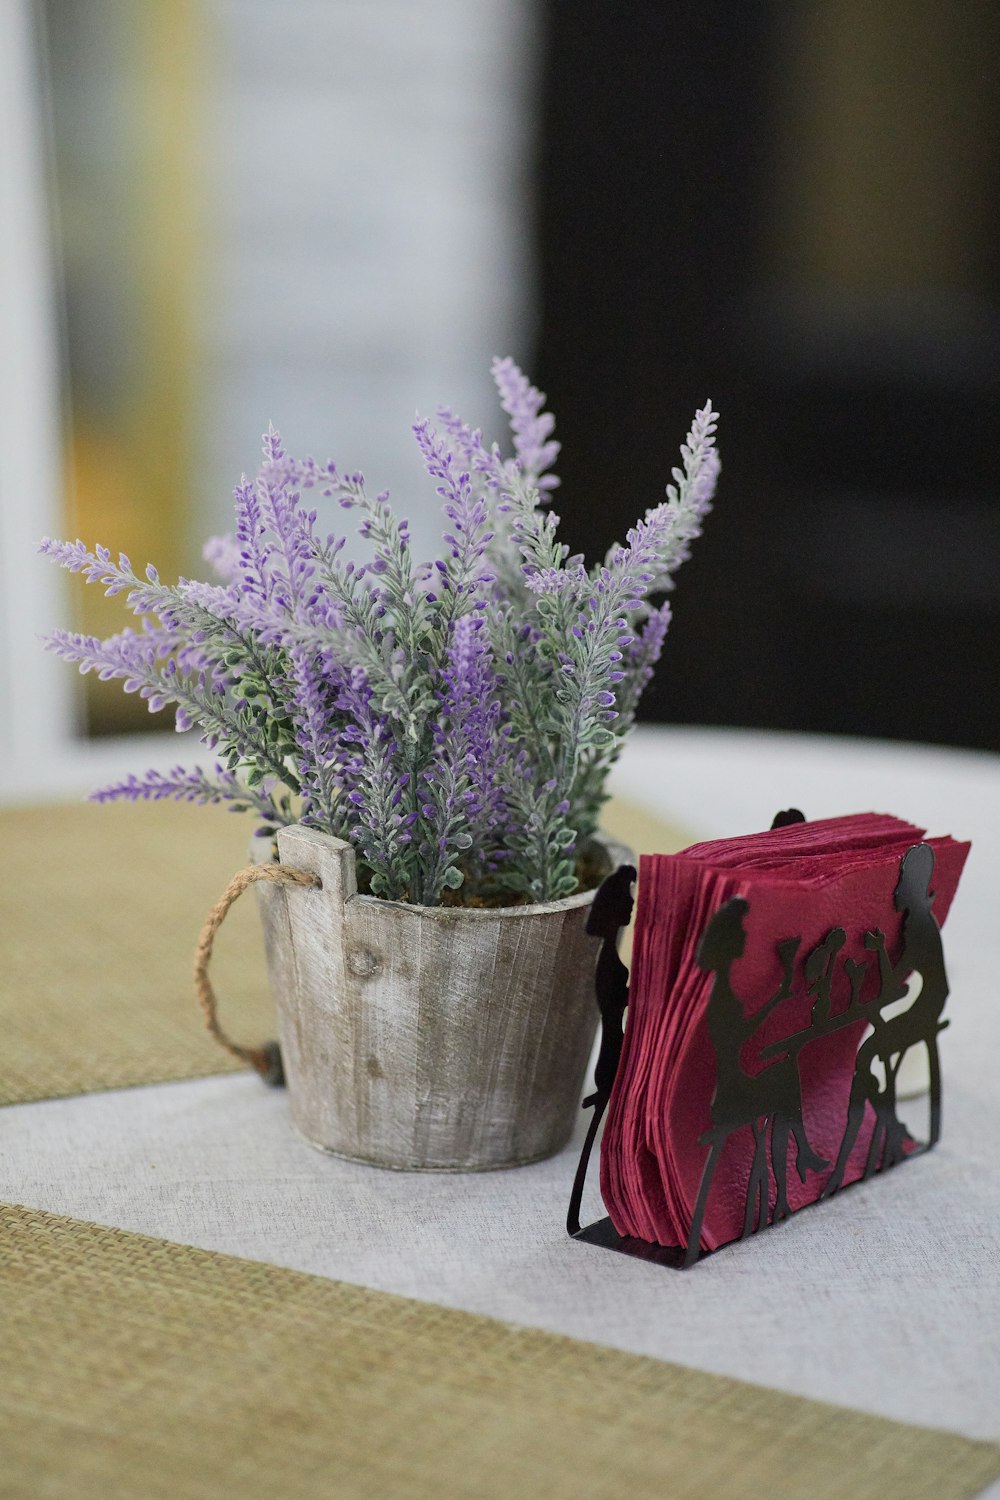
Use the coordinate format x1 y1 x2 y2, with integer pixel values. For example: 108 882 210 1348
193 863 321 1085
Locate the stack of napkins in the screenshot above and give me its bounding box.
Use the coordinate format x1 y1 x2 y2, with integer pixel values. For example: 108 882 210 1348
599 813 969 1253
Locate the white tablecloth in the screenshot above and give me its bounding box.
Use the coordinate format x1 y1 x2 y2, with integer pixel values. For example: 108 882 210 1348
4 727 999 1471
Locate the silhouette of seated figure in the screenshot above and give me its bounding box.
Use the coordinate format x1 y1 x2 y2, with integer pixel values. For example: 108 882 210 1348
824 842 949 1195
688 900 827 1257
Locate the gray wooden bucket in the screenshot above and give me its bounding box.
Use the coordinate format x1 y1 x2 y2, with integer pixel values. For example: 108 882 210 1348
252 824 633 1171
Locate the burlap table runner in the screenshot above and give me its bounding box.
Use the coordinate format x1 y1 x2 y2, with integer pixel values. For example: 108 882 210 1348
0 794 680 1107
2 1202 997 1500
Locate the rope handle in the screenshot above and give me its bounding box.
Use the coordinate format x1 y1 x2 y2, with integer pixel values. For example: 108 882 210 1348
194 863 321 1087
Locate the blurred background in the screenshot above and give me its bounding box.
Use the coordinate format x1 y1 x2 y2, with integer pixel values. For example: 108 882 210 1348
1 0 997 800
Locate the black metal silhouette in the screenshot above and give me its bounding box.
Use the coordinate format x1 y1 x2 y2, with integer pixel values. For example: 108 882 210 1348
804 928 847 1026
771 808 806 829
823 841 949 1193
568 834 953 1269
566 864 637 1236
683 900 827 1265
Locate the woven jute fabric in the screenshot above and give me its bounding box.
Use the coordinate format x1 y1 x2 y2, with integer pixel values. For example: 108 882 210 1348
2 1204 998 1500
0 800 274 1105
0 795 682 1107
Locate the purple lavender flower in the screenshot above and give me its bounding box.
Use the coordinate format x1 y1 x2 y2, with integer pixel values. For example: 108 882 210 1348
90 763 289 823
285 642 341 832
417 614 509 901
412 419 496 622
39 367 719 905
617 601 672 730
491 357 561 491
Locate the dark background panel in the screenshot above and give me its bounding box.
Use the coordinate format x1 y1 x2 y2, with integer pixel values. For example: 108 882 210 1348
535 1 1000 750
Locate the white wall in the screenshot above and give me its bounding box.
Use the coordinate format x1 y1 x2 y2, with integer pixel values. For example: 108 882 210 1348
0 0 77 794
198 0 539 561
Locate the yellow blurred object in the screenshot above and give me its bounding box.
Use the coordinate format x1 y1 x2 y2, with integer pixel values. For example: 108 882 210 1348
65 424 182 735
49 0 202 736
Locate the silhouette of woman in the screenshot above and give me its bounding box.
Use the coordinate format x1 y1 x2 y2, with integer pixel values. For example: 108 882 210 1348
566 865 636 1236
584 866 636 1101
825 842 949 1194
872 842 949 1146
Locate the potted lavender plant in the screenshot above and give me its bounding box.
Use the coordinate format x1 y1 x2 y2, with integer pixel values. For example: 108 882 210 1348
41 360 719 1170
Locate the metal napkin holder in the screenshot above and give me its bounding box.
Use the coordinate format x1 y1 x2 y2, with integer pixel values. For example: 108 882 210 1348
568 815 951 1269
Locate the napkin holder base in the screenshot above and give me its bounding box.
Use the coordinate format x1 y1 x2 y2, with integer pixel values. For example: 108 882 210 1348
571 1216 693 1267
